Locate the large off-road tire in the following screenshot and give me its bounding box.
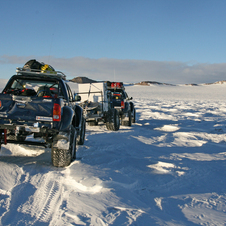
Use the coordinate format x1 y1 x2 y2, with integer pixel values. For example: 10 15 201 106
106 109 120 131
70 126 77 160
77 117 86 145
122 110 132 126
132 108 136 123
51 125 76 167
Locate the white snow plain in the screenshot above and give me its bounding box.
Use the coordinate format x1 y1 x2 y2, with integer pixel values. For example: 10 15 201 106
1 81 226 225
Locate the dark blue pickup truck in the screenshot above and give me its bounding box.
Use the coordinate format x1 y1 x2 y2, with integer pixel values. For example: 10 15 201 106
0 67 85 167
107 82 135 126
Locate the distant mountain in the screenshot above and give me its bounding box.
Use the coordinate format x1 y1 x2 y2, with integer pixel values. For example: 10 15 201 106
184 83 199 86
135 81 175 86
135 80 226 86
204 80 226 85
70 77 226 86
70 77 97 83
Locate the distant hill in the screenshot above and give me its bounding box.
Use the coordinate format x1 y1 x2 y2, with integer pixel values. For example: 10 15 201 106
204 80 226 85
135 81 175 86
184 83 199 86
70 77 97 83
135 80 226 86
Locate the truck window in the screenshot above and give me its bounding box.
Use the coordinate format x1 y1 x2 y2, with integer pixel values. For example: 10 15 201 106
5 78 62 98
66 83 73 102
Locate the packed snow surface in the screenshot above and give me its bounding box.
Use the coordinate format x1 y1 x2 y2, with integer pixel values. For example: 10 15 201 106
1 81 226 225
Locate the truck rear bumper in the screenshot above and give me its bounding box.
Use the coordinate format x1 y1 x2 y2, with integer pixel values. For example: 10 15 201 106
0 123 53 133
0 117 55 131
0 119 59 146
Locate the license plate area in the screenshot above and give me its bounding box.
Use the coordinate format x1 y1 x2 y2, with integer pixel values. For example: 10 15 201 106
16 126 40 133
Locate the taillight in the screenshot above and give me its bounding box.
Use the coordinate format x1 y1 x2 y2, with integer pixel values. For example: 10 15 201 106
111 82 123 88
121 100 125 109
53 103 61 121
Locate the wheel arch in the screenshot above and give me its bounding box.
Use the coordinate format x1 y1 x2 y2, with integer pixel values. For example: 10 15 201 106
74 105 83 128
60 106 74 132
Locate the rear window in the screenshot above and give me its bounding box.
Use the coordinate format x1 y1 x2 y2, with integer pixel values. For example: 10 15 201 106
4 78 64 98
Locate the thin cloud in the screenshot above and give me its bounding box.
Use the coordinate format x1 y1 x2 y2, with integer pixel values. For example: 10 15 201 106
1 55 226 84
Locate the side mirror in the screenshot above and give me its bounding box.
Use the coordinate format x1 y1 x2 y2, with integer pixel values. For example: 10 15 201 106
74 94 81 101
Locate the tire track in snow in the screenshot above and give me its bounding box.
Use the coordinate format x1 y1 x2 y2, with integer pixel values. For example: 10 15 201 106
35 180 62 223
19 167 104 225
20 172 64 224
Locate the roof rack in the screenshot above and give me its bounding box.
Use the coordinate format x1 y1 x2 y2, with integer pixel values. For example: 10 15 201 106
16 67 67 80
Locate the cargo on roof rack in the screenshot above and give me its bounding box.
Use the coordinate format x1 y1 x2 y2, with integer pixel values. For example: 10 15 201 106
16 67 67 80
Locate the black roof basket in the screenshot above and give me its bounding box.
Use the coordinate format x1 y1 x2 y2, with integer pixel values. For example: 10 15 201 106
16 67 67 80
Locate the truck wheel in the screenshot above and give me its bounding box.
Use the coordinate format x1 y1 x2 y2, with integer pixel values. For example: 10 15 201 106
106 109 120 131
132 108 136 123
77 117 86 145
51 125 76 167
122 110 132 126
70 125 77 160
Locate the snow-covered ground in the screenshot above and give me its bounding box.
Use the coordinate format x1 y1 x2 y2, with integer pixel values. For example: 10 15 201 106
1 81 226 225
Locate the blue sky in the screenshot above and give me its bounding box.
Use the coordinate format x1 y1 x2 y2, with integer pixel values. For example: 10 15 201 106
1 0 226 83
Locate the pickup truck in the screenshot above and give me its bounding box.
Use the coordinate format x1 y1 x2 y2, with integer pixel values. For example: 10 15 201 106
107 82 135 126
0 67 85 167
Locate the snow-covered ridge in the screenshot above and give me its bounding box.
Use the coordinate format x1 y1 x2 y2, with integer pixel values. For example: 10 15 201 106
135 80 226 86
134 81 175 86
205 80 226 85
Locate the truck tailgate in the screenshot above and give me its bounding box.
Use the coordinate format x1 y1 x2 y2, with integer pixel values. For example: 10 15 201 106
0 94 54 122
